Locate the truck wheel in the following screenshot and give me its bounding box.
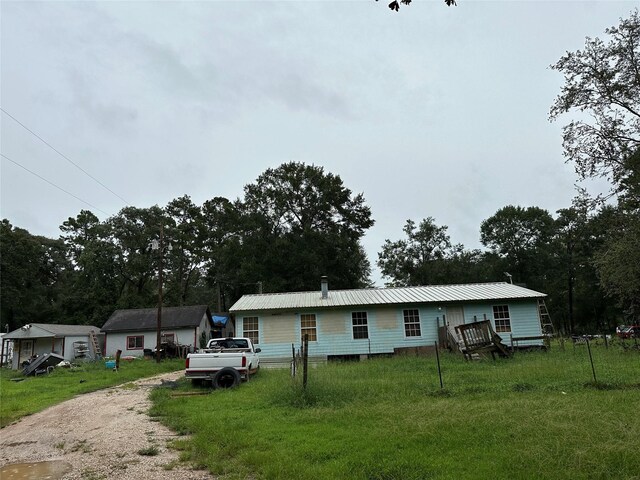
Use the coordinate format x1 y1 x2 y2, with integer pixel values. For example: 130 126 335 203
213 367 241 389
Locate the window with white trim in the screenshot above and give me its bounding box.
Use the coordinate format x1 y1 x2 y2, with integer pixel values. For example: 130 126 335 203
352 311 369 339
493 305 511 333
161 333 175 344
300 314 317 341
127 335 144 350
403 309 421 337
243 317 259 344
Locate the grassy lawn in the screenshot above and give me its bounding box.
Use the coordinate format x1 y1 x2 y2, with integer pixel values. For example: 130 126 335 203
0 357 184 428
150 343 640 480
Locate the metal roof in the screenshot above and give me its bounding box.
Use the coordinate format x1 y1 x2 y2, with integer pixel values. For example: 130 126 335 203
230 282 546 312
3 323 102 340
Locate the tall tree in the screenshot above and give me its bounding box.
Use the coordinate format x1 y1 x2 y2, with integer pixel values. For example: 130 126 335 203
592 149 640 323
201 197 245 311
107 205 166 308
549 204 616 333
378 218 452 286
239 162 375 292
551 12 640 323
164 195 207 306
594 213 640 323
1 220 68 330
480 206 555 288
377 218 493 287
59 211 120 325
549 10 640 199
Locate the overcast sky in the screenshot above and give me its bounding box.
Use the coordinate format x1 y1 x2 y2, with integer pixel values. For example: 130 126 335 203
1 0 635 285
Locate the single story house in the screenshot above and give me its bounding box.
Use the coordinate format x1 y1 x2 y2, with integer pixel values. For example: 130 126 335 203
229 279 547 363
1 323 103 370
101 305 228 357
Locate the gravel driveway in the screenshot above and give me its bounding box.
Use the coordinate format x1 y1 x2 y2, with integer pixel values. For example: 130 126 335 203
0 371 213 479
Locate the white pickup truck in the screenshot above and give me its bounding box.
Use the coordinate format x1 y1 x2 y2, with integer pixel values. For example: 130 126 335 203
185 337 261 388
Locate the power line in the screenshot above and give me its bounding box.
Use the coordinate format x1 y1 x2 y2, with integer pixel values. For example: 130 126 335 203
1 153 110 215
0 107 129 204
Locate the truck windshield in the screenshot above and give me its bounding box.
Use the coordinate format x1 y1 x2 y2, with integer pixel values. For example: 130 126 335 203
211 339 249 349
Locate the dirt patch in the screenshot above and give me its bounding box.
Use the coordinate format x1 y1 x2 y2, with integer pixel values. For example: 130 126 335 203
0 372 213 479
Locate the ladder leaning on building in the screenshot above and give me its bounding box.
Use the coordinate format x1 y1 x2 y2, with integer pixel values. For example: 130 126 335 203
89 330 102 359
538 299 554 336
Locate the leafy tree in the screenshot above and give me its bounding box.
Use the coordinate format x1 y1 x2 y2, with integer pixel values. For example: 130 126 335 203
546 204 616 333
549 10 640 199
0 220 68 330
591 149 640 323
201 197 245 311
480 206 555 289
594 213 640 323
239 162 375 292
378 218 452 286
59 211 120 325
106 205 166 308
163 195 207 306
378 218 493 286
549 11 640 329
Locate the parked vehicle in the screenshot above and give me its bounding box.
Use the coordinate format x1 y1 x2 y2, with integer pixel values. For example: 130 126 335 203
617 325 640 339
185 337 260 388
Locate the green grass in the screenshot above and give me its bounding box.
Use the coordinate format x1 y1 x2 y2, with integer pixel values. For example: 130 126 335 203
0 357 184 427
138 445 160 456
150 344 640 480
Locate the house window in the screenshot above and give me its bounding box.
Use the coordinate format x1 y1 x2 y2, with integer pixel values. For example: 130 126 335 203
127 335 144 350
161 333 175 344
243 317 259 344
403 309 421 337
352 312 369 339
493 305 512 333
300 314 317 342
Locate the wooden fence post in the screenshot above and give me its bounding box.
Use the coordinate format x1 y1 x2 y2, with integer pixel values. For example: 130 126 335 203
291 343 296 377
434 341 443 389
303 334 309 390
586 338 597 383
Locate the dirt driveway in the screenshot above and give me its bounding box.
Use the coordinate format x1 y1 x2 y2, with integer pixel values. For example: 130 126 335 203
0 371 213 479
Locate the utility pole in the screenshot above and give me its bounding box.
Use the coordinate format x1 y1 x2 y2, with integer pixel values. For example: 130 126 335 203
156 224 163 363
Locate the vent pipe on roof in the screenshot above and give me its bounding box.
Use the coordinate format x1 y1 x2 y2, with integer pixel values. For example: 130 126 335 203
321 276 329 299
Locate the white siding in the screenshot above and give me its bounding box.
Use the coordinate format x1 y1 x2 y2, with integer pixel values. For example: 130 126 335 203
105 328 199 357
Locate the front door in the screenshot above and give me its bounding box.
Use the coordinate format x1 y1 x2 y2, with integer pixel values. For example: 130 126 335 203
446 306 465 329
19 340 34 364
446 306 465 343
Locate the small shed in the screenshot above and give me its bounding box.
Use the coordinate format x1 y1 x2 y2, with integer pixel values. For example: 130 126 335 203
101 305 225 358
1 324 104 370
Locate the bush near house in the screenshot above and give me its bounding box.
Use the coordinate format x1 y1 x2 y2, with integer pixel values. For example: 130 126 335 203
151 344 640 479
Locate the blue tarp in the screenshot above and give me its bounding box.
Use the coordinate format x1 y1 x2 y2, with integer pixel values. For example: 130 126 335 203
213 315 228 326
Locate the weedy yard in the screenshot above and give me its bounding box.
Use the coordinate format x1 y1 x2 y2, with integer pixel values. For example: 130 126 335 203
0 357 184 427
150 343 639 480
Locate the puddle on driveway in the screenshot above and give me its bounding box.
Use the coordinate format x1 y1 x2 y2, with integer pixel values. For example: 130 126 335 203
0 460 72 479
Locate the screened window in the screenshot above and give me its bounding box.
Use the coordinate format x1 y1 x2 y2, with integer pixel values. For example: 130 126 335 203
161 333 175 344
493 305 512 333
352 312 369 339
127 335 144 350
403 309 421 337
300 314 317 342
243 317 259 344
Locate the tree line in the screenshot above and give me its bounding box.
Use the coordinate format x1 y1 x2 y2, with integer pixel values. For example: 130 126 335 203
1 11 638 334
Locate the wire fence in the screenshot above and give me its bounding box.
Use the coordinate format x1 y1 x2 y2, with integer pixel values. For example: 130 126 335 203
286 335 640 396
